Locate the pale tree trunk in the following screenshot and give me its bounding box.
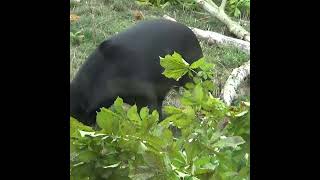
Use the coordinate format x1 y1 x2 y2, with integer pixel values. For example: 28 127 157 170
220 60 250 106
194 0 250 42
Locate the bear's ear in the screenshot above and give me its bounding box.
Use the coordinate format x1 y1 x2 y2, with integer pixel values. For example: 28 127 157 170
98 39 119 58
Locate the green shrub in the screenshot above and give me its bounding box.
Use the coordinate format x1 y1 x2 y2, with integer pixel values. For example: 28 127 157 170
70 52 250 179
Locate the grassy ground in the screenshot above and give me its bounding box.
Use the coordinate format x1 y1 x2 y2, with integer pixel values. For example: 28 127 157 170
70 0 250 101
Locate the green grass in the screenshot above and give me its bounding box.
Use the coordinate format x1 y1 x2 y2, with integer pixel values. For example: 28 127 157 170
70 0 250 99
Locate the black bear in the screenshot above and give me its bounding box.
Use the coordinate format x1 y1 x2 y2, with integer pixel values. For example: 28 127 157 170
70 19 203 126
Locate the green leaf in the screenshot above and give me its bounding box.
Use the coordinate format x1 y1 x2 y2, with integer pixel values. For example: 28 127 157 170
129 165 156 180
160 52 190 81
70 162 93 178
78 150 98 162
137 141 149 154
182 106 195 119
141 151 164 170
199 61 214 72
151 110 159 122
202 80 214 91
163 106 183 115
193 84 204 102
190 58 205 69
113 97 125 114
184 142 202 163
192 156 218 175
175 169 192 179
185 82 195 89
162 69 189 81
127 105 141 125
215 136 245 149
140 107 149 120
151 126 173 147
193 77 201 84
159 114 184 128
175 117 192 129
234 8 241 17
169 150 187 168
70 117 93 138
96 108 119 133
160 51 190 68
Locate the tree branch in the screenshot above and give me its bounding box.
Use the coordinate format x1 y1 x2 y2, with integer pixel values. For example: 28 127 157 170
220 0 227 11
194 0 250 42
163 15 250 54
220 60 250 106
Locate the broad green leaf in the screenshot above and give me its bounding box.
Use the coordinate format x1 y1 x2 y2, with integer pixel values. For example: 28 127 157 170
70 117 93 137
202 80 214 91
129 165 156 180
160 52 190 81
183 106 195 119
96 108 119 133
127 105 141 125
192 76 201 84
162 69 189 81
137 141 149 154
215 136 245 149
184 142 202 163
151 110 159 122
234 8 241 17
160 51 189 69
197 71 203 77
163 153 172 172
192 156 218 175
169 150 187 168
143 135 166 152
78 150 98 162
193 84 204 102
181 90 195 106
185 82 195 89
113 97 124 114
163 106 183 115
140 107 149 121
141 107 153 132
175 169 191 179
159 114 184 128
70 163 93 178
142 151 164 170
190 58 205 69
209 130 223 144
175 117 192 129
151 126 173 147
199 62 214 72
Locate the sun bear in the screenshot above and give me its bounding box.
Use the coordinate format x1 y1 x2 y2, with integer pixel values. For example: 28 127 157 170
70 19 203 126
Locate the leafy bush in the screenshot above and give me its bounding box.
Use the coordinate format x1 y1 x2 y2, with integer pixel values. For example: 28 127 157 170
226 0 250 18
70 52 250 179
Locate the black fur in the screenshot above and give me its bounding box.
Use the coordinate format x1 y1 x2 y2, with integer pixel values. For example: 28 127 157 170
70 19 203 126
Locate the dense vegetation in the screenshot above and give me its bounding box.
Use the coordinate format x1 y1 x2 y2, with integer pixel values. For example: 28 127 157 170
70 53 250 179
